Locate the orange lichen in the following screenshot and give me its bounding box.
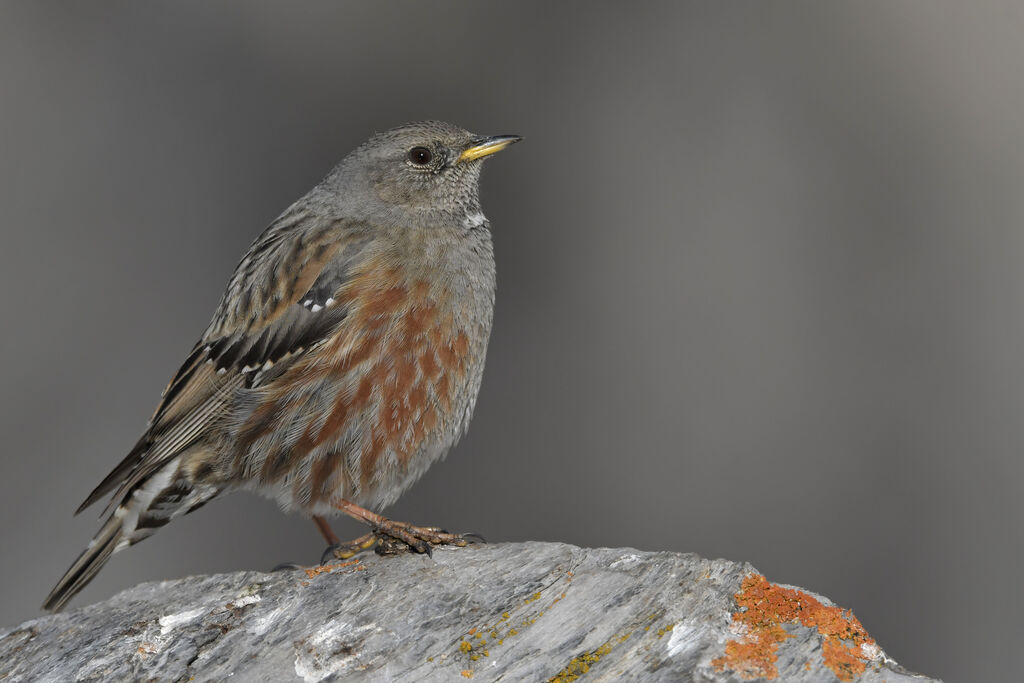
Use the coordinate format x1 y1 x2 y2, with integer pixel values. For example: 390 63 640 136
822 639 869 681
303 558 361 579
715 626 789 679
712 574 875 681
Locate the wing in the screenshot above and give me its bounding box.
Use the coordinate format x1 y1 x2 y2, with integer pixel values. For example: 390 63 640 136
77 207 371 515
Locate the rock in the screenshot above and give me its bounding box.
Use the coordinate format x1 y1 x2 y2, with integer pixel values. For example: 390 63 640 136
0 542 937 682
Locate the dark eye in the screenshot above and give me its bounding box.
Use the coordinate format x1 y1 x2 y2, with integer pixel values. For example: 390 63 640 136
409 146 433 165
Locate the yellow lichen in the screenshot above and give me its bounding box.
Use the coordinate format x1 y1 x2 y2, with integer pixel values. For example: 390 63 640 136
548 640 618 682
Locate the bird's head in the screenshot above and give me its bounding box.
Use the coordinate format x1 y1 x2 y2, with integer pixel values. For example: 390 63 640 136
327 120 521 225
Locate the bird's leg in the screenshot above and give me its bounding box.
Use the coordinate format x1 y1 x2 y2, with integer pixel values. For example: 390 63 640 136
313 515 341 545
332 499 480 557
314 514 379 564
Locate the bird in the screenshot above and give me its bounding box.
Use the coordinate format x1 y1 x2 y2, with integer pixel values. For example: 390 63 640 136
43 120 521 612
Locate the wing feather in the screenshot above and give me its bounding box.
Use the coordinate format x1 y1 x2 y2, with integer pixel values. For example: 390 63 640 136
77 212 371 514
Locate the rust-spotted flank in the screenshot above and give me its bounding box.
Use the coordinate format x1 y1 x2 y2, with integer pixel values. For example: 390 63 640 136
712 574 876 681
238 253 473 507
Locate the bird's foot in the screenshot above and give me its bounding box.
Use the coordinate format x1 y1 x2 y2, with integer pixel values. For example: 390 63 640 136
320 532 379 565
371 520 485 557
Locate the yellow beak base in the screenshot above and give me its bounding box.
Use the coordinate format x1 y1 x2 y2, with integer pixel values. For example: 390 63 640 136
458 135 522 163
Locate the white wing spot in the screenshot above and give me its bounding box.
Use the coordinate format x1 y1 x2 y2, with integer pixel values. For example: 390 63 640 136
464 212 487 229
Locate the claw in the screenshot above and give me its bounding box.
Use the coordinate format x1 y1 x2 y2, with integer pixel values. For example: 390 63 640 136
461 532 487 544
320 532 378 564
271 562 304 572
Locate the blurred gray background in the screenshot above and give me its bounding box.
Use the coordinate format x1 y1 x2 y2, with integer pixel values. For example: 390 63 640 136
1 2 1021 680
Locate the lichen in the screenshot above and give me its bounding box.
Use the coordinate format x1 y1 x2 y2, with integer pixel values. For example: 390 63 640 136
302 558 361 580
548 632 631 682
452 569 577 673
548 642 614 683
711 574 875 681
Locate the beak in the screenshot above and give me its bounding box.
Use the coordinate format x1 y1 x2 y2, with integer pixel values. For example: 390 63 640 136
458 135 522 163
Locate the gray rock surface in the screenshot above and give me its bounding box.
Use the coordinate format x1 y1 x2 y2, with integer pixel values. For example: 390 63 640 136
1 542 937 682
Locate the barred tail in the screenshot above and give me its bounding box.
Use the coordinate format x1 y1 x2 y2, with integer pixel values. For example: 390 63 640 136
44 457 220 612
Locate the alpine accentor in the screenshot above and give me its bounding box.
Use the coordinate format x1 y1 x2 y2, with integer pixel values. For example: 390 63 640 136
44 121 520 611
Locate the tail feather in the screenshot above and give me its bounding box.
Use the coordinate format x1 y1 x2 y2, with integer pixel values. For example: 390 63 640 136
44 457 220 612
43 515 124 612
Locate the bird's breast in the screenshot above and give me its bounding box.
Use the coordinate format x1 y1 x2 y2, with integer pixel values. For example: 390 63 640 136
233 247 494 512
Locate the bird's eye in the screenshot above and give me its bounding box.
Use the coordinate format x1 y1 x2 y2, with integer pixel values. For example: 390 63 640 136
409 146 433 165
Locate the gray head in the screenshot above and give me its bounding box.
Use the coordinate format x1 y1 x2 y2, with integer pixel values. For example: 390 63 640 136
323 121 520 225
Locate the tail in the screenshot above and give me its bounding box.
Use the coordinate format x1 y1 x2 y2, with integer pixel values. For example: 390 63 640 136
42 513 125 612
44 458 220 612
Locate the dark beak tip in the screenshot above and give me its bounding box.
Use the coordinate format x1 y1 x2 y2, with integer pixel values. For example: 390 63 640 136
473 134 522 145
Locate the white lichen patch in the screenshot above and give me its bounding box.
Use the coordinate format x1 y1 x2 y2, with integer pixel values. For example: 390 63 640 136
609 553 642 569
249 606 288 637
861 641 883 661
294 621 381 682
231 594 262 609
666 622 702 659
158 607 206 635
